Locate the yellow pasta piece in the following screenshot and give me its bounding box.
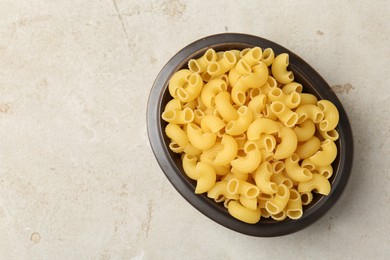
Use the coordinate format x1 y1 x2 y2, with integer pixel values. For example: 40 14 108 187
214 135 238 166
271 53 294 84
195 162 217 194
309 139 337 166
225 106 253 136
247 118 281 140
295 104 324 124
284 153 313 182
188 48 217 73
168 69 192 98
207 51 237 76
201 79 227 108
274 127 298 160
253 162 278 194
270 101 298 127
286 189 303 220
317 100 339 131
228 200 261 224
295 136 321 159
186 123 216 150
176 73 204 102
261 47 275 67
294 120 316 142
298 174 331 195
265 184 290 214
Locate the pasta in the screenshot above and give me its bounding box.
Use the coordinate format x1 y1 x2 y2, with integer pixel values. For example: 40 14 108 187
161 46 340 224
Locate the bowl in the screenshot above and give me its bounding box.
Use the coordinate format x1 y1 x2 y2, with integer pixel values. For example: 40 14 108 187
147 33 353 236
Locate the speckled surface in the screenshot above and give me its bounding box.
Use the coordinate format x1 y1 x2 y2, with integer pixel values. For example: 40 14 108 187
0 0 389 259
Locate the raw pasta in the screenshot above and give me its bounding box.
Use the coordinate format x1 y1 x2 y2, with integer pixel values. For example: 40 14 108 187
162 46 339 224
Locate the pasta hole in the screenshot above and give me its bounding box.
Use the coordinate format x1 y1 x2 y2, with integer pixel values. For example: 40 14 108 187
301 192 313 205
259 193 273 200
288 72 294 80
272 161 284 173
271 102 284 114
240 48 250 58
270 183 278 193
262 48 271 59
320 120 329 131
261 208 271 218
317 101 326 111
227 179 239 194
283 179 293 189
270 88 282 97
237 106 248 115
244 142 257 153
177 88 188 100
220 81 228 92
224 52 236 64
215 194 225 203
327 129 339 139
162 110 175 121
237 60 251 74
265 138 273 151
297 114 307 124
322 170 331 178
205 49 215 62
303 168 312 178
225 122 233 132
188 60 200 73
265 202 278 214
314 112 324 123
208 63 219 74
277 185 287 197
268 77 277 88
219 74 229 85
272 211 285 219
188 74 198 85
287 210 302 219
236 92 246 105
183 108 194 122
286 114 298 127
291 153 300 162
246 187 259 198
201 71 212 82
290 92 301 105
265 162 272 172
249 88 261 99
289 190 299 200
251 47 262 60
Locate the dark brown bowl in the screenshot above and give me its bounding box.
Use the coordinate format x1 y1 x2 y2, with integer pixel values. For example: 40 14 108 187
147 33 353 236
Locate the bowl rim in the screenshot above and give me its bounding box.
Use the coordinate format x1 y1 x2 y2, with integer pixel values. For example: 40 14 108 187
147 33 353 237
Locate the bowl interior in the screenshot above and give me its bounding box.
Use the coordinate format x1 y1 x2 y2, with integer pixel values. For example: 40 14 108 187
148 34 353 236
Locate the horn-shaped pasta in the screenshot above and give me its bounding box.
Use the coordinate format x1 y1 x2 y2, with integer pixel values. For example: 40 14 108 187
215 91 238 122
274 127 298 160
176 73 204 102
207 51 237 76
214 135 238 166
295 136 322 159
207 181 239 201
188 48 217 73
317 100 339 131
299 93 318 105
270 101 298 127
294 120 316 142
285 153 313 182
165 123 189 149
295 104 324 124
261 48 275 67
228 200 261 224
268 87 301 109
168 69 192 97
231 144 261 173
282 82 303 94
286 189 303 220
253 162 278 194
247 118 281 140
186 123 216 150
241 46 262 66
265 184 290 214
200 115 225 133
309 139 337 166
271 53 294 84
201 79 227 108
195 162 216 194
182 154 199 180
225 106 252 136
298 174 331 195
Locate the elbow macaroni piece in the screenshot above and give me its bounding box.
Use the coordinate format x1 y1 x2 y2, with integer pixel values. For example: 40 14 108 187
161 47 340 224
271 53 294 84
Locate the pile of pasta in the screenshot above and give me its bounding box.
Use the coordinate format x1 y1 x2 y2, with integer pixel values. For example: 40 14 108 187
162 47 339 224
